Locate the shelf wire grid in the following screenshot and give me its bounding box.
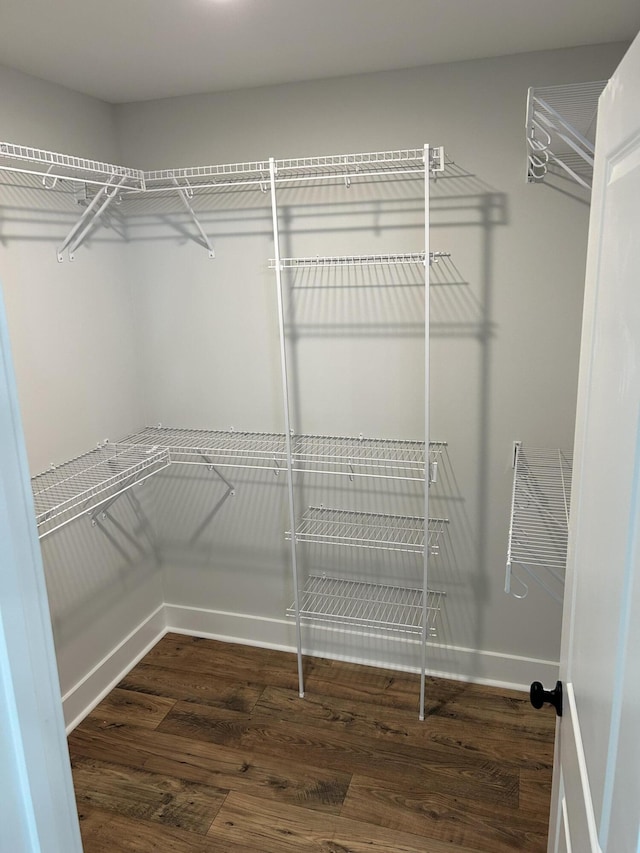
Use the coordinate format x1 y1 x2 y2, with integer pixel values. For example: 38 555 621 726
140 159 272 194
31 444 171 538
269 252 450 269
287 506 448 554
507 445 573 580
274 147 444 185
122 426 445 480
0 141 145 191
526 81 607 189
287 575 446 635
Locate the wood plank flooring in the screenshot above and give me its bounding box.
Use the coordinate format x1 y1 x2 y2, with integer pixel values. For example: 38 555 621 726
68 634 555 852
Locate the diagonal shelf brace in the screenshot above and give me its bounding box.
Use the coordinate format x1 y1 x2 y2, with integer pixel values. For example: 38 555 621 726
173 178 215 258
57 175 128 262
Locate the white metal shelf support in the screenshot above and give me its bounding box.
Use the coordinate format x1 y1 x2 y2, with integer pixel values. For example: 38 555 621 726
269 156 305 699
172 178 215 258
420 143 431 720
57 175 128 263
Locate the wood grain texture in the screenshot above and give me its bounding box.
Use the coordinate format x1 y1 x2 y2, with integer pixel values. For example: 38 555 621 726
89 687 177 729
71 636 555 853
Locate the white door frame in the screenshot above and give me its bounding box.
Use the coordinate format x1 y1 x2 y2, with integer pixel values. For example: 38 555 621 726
0 283 83 853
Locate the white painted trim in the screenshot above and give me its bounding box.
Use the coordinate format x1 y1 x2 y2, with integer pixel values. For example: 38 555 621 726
0 284 83 852
60 601 560 736
164 604 559 692
62 604 166 733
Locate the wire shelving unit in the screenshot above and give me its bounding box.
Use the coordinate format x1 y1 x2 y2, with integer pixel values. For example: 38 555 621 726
13 141 449 720
286 507 448 554
122 426 446 482
505 443 572 603
526 81 607 190
32 443 170 539
287 576 446 636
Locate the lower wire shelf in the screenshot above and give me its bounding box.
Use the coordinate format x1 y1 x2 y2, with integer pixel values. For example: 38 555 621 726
287 575 446 635
32 443 171 539
286 506 449 554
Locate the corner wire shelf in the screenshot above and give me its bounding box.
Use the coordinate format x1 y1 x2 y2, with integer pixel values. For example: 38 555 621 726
287 575 446 636
31 428 446 540
32 443 171 539
122 426 446 482
505 443 573 603
126 146 446 197
526 81 607 190
268 252 450 269
286 506 449 554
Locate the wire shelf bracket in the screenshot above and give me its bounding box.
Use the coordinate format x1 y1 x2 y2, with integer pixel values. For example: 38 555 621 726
525 81 607 191
172 178 215 258
56 175 129 262
505 442 573 604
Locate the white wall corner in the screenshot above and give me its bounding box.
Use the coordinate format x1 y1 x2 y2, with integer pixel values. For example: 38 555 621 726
62 604 166 733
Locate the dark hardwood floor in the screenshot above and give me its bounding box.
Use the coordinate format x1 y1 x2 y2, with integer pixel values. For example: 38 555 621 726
68 634 555 852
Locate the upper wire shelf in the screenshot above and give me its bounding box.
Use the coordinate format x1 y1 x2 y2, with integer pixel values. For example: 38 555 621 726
269 252 450 269
505 443 572 603
0 141 145 191
273 146 444 185
123 426 445 481
287 574 446 635
286 506 449 554
526 81 607 190
32 443 170 539
141 159 271 194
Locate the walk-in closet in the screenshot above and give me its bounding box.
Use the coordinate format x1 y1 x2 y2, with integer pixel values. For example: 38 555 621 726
1 4 639 852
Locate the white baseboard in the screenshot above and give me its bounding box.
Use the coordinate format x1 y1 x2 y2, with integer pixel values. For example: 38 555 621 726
165 604 559 693
62 605 166 733
61 603 559 732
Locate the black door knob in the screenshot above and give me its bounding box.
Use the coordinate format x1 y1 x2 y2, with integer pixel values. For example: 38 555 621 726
530 680 563 717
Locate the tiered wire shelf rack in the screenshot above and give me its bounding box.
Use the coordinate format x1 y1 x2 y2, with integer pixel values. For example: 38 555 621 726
505 443 573 603
526 81 607 191
287 576 445 636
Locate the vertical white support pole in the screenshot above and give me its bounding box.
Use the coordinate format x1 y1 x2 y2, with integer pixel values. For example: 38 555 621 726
268 158 305 699
419 145 431 721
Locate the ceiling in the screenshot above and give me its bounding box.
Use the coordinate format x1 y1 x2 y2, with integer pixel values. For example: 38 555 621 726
1 0 639 104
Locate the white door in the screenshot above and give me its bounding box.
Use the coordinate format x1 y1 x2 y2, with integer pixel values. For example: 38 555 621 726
547 31 640 853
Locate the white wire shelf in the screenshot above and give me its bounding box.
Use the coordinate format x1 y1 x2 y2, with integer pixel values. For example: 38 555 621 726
141 160 272 194
287 575 446 635
526 81 607 190
274 147 444 185
506 444 573 603
268 252 450 269
122 426 446 481
0 141 145 191
286 506 448 554
31 443 171 539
